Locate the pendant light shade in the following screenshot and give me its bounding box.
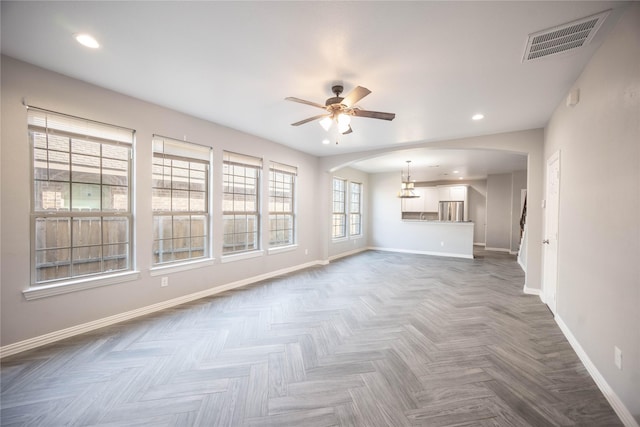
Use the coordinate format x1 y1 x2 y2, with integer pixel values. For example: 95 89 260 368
318 113 352 135
397 160 420 198
319 116 333 131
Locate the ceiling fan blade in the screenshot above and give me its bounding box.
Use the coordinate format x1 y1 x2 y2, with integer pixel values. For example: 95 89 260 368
285 97 326 110
352 109 396 121
342 86 371 107
291 114 330 126
341 125 353 135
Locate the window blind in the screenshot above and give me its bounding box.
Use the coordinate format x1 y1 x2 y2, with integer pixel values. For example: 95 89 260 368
270 161 297 176
223 151 262 168
152 135 211 162
28 107 134 145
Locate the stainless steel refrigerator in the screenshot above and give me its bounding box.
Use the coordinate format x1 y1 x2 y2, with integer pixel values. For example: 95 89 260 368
438 201 464 221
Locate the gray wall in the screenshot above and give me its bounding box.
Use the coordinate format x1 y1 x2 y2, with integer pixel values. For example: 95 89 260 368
510 170 527 252
544 4 640 422
485 173 513 251
485 171 527 253
0 56 326 346
467 180 487 245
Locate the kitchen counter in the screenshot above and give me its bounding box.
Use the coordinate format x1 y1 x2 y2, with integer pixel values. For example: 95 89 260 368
372 220 475 259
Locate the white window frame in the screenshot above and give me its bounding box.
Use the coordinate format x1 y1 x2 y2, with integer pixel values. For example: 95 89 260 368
27 107 136 296
332 177 347 240
269 162 297 249
151 135 212 267
222 151 262 256
350 181 363 237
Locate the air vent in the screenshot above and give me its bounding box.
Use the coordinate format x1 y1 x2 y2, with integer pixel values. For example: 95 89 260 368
522 10 610 62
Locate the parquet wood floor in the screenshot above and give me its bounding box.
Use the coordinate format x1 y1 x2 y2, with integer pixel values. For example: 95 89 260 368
1 249 622 426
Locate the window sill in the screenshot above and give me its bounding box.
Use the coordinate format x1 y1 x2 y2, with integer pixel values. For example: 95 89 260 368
23 271 141 301
150 258 215 276
267 244 298 255
332 237 348 243
221 250 264 263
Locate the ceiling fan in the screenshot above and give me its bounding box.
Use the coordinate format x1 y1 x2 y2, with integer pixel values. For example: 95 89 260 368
285 85 395 135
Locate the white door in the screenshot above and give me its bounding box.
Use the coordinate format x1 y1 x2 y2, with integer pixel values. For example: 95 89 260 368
543 151 561 314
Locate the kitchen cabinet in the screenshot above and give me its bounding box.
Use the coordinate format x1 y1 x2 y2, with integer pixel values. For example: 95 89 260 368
437 185 469 220
438 185 467 201
401 187 425 212
401 185 469 219
423 187 439 212
450 186 466 201
401 187 439 212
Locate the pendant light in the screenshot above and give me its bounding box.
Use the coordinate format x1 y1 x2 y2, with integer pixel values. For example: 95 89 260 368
397 160 420 198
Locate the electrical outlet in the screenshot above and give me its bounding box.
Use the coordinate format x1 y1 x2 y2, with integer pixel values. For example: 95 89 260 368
161 277 169 287
614 346 622 370
305 249 308 255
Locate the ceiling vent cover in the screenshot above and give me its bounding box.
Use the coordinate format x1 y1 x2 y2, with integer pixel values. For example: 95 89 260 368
522 10 610 62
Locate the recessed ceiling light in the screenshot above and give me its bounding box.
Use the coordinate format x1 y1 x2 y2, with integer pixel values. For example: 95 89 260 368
74 33 100 49
459 177 464 180
322 139 330 145
472 113 484 121
453 170 459 174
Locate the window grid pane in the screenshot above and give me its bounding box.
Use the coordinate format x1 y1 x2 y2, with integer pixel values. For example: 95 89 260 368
350 182 362 236
30 109 133 285
223 152 262 254
269 163 296 248
332 178 346 239
152 137 211 266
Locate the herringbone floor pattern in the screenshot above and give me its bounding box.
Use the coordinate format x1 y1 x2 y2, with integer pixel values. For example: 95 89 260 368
1 249 621 426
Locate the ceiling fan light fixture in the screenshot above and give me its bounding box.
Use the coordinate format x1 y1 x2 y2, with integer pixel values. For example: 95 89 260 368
319 116 333 131
337 114 351 133
337 113 351 126
287 85 395 136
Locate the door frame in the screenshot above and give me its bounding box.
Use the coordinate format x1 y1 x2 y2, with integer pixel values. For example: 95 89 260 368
543 150 561 314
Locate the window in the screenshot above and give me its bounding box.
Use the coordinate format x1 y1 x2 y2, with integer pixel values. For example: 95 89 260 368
223 151 262 254
152 136 211 265
332 177 346 239
269 162 297 248
350 182 362 236
29 108 134 285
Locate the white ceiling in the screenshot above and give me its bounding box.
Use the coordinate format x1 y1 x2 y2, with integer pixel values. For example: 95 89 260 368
352 148 528 182
0 1 628 180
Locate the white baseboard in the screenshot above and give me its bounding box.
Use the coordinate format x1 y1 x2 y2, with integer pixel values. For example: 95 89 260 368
522 285 541 296
328 247 368 262
0 259 325 359
484 247 512 253
473 243 486 247
517 256 526 273
555 315 639 427
368 246 474 260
